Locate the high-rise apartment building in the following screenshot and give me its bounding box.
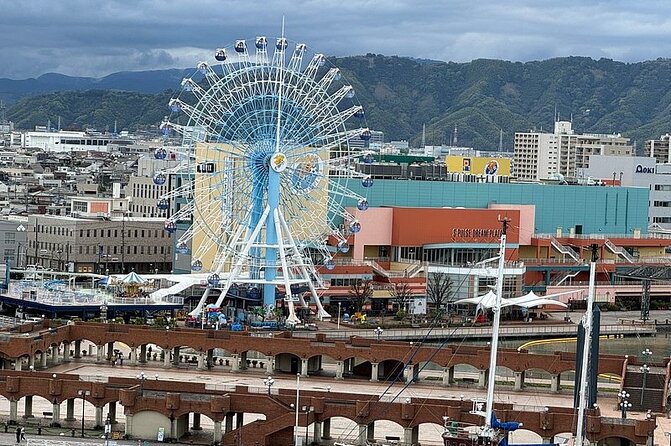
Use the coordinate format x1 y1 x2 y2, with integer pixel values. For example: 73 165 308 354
644 134 671 164
514 121 633 181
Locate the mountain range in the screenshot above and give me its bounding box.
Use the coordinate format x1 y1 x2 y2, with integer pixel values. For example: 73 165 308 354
4 55 671 151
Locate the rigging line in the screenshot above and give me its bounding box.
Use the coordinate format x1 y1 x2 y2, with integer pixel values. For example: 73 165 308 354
336 247 509 441
401 238 532 428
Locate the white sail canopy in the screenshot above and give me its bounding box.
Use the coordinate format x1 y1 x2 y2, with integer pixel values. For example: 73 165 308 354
454 289 569 309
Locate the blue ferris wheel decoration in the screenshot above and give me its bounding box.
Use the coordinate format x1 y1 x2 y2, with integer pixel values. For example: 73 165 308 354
158 31 373 323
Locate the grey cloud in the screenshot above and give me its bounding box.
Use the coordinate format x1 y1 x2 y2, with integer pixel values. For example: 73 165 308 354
2 0 671 79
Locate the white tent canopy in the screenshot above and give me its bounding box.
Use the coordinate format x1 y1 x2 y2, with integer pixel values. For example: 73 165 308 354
454 290 569 309
120 271 147 285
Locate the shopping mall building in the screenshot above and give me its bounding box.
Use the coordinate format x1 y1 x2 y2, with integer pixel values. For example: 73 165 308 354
320 178 670 312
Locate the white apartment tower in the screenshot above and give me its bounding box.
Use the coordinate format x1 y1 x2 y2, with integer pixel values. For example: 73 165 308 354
514 121 633 181
644 134 671 164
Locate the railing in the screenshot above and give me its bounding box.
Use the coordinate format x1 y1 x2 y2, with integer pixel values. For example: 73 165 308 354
550 237 581 262
604 239 636 263
552 270 581 286
28 440 93 446
522 256 671 265
159 295 185 305
6 283 182 306
79 374 109 383
538 232 671 240
290 324 656 340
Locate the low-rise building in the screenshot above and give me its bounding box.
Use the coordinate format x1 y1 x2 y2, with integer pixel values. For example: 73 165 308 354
26 214 172 274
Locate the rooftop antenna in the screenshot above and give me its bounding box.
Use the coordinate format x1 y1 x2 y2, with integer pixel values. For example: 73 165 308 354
114 120 117 134
452 124 458 146
47 119 51 132
422 123 426 148
57 116 61 131
554 103 557 123
498 129 503 152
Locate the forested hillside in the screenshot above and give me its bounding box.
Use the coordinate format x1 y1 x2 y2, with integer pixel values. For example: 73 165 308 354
7 55 671 150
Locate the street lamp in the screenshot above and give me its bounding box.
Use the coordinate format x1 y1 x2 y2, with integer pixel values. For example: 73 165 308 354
640 363 651 407
374 326 383 341
78 389 91 437
104 415 111 446
100 301 108 323
617 390 631 419
137 371 147 396
263 376 275 396
294 374 300 446
303 405 314 446
337 302 342 330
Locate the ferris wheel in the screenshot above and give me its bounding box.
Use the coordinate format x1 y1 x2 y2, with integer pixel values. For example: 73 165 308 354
158 33 373 323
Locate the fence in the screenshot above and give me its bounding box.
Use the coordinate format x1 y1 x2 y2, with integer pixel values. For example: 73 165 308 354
290 324 656 341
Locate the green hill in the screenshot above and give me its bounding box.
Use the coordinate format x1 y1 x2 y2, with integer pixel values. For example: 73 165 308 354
8 55 671 150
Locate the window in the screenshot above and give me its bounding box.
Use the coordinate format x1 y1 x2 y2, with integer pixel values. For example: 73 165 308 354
4 248 14 263
4 232 15 245
72 201 87 213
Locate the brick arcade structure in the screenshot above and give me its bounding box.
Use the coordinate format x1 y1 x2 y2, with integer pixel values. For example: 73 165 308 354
0 321 663 445
0 371 657 446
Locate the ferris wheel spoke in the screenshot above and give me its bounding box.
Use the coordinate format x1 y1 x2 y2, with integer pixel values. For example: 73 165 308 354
302 54 326 81
313 127 367 149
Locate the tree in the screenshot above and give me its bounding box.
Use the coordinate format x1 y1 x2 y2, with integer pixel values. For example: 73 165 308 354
389 281 413 312
427 272 453 315
348 279 373 312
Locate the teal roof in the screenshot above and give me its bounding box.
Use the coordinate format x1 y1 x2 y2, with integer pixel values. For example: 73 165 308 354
338 180 649 235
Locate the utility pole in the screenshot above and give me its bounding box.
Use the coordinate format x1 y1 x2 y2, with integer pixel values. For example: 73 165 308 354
121 214 126 274
33 218 38 266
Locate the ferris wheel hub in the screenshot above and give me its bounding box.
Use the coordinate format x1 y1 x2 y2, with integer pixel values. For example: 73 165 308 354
269 152 288 173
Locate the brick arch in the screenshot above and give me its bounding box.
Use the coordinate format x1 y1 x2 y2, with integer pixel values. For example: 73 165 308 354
592 433 639 445
171 408 220 422
322 414 361 424
307 352 336 362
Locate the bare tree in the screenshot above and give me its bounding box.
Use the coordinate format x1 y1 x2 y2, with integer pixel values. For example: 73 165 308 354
389 281 413 312
427 272 453 315
348 279 373 312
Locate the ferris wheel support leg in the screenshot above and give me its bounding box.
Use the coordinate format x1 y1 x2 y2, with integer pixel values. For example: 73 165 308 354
277 209 330 320
213 218 247 275
273 209 300 325
211 206 271 310
190 287 212 318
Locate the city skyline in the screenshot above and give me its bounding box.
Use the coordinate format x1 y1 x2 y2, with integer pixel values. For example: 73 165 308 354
1 0 671 79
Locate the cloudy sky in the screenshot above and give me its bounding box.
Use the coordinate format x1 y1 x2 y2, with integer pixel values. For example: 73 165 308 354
2 0 671 79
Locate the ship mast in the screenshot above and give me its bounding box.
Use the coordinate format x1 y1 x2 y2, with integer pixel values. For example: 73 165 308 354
484 217 509 433
575 244 598 446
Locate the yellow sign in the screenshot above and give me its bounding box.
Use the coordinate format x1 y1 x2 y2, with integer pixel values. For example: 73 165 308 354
445 155 511 176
